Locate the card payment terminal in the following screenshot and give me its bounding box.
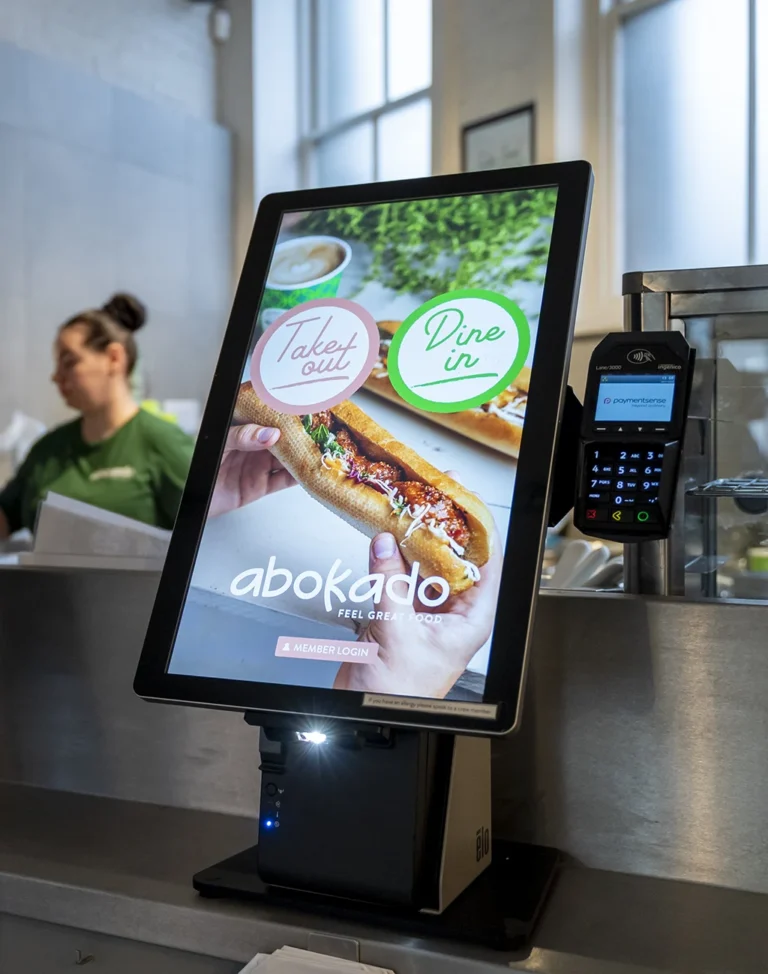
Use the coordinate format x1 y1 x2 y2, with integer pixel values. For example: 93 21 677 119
574 332 695 542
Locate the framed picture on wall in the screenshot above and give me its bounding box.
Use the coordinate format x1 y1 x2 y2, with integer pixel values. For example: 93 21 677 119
462 104 535 172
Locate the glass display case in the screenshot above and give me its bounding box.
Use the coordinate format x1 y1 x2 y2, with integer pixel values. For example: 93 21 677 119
623 265 768 599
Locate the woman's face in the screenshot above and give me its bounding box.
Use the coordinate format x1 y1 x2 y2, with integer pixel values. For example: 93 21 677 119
52 324 120 413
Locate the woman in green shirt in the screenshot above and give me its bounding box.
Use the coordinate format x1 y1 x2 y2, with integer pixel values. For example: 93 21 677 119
0 294 194 538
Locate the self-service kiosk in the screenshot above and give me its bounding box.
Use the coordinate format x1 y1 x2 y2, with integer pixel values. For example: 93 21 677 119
134 163 597 949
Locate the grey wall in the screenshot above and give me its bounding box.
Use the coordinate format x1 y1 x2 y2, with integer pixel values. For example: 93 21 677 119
0 40 232 428
0 0 216 121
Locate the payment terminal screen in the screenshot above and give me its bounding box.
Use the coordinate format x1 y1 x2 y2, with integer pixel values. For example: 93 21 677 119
167 188 558 703
595 374 676 424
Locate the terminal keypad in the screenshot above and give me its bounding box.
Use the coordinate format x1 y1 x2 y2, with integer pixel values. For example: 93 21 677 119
582 443 665 528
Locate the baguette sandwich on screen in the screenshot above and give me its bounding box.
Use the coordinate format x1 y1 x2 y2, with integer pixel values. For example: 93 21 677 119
366 320 529 458
233 382 495 595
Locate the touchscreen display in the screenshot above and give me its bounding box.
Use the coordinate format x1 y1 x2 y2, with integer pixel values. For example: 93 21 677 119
167 188 558 703
595 374 676 423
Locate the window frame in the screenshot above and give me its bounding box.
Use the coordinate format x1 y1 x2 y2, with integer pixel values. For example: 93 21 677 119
297 0 433 187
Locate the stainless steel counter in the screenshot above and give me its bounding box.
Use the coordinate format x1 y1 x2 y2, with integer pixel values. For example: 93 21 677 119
3 569 768 894
1 782 765 974
3 568 768 971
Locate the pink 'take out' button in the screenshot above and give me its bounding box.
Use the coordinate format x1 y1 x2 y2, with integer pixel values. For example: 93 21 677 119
251 298 379 415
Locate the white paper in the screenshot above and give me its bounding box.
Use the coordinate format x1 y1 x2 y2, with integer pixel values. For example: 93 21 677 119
276 947 393 972
239 955 269 972
33 492 170 559
239 946 394 974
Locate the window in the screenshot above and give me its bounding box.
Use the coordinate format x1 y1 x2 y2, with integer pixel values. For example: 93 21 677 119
757 0 768 262
615 0 767 272
301 0 432 188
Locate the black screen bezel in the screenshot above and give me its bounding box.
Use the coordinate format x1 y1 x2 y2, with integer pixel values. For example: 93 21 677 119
134 162 593 736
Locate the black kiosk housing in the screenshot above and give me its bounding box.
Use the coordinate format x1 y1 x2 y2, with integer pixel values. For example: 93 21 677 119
193 723 562 950
134 163 594 949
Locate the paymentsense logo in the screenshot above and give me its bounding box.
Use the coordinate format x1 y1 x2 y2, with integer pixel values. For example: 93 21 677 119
605 396 668 405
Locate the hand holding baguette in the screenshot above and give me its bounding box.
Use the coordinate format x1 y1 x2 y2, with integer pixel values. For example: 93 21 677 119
334 519 503 698
233 382 496 595
209 422 296 518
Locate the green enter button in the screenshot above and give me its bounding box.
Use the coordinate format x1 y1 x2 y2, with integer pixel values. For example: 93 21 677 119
636 509 659 523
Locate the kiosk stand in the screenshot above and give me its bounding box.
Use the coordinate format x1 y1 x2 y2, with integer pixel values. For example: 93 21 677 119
193 724 560 950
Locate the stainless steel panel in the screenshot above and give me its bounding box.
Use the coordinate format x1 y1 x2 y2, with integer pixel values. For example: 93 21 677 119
671 287 768 316
0 568 258 815
0 915 240 974
494 591 768 894
3 570 768 895
2 782 768 974
639 289 668 331
623 263 768 294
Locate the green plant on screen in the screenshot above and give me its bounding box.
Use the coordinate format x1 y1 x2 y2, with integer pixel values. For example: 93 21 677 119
297 188 557 297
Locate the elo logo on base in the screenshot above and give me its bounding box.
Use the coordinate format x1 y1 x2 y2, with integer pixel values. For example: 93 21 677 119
251 298 379 414
388 289 531 413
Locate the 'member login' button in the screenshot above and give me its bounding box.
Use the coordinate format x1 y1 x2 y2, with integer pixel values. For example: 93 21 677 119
275 636 379 664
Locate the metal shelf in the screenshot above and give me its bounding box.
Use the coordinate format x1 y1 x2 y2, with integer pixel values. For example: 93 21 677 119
688 478 768 499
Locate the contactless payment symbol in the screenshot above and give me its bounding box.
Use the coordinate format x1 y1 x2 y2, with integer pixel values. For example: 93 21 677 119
251 298 379 415
387 289 531 413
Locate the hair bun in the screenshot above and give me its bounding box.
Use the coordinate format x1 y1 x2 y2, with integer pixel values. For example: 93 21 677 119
103 293 147 333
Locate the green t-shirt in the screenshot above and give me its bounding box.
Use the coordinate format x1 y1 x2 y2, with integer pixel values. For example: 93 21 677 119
0 409 194 533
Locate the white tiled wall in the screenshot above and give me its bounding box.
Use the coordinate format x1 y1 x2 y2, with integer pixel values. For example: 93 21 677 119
0 40 232 427
0 0 216 120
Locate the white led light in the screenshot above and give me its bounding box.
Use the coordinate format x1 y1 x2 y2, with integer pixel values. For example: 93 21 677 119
297 731 327 745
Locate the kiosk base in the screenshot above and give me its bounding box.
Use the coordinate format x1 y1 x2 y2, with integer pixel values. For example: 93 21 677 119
193 839 560 951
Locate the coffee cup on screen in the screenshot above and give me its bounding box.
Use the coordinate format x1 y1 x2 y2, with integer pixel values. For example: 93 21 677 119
259 235 352 330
